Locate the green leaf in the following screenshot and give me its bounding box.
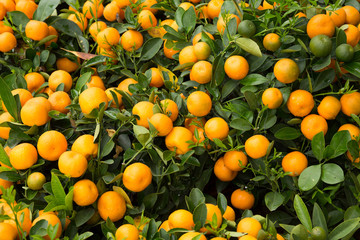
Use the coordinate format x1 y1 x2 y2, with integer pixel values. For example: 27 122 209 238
182 7 196 34
328 130 351 159
74 208 95 227
343 62 360 78
84 55 106 67
344 206 360 221
293 194 312 231
336 28 347 46
65 188 73 211
235 38 262 57
312 203 328 232
193 203 207 227
0 77 18 121
51 173 66 205
274 127 301 140
265 192 284 211
298 164 321 191
133 125 150 147
76 34 89 53
241 74 269 86
52 18 82 37
217 193 227 214
321 163 344 185
312 55 331 72
75 72 91 91
7 11 29 27
33 0 61 22
312 132 325 161
211 54 225 87
230 118 252 131
244 91 258 110
139 38 163 62
0 144 12 168
328 218 360 240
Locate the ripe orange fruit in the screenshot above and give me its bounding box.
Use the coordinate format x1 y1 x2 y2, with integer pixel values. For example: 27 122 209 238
87 75 106 90
123 162 152 192
0 21 13 34
20 97 52 126
24 72 45 93
27 172 46 190
187 91 212 117
73 179 99 206
237 217 262 237
132 101 154 128
114 0 133 8
347 150 360 163
9 143 37 170
37 130 68 161
45 26 58 46
307 14 335 39
71 134 98 160
262 88 283 109
56 57 80 73
244 135 270 159
149 67 164 88
179 45 198 65
344 24 360 47
58 151 88 178
160 99 179 122
338 123 360 140
137 0 157 14
165 127 193 155
184 117 206 133
149 113 173 136
194 42 211 60
190 61 212 84
0 32 16 52
231 189 255 210
48 91 72 114
98 191 126 221
32 212 62 240
79 87 108 114
317 96 341 120
0 178 13 194
340 92 360 116
138 9 157 29
0 3 6 21
0 200 32 237
274 58 300 84
48 70 73 92
223 206 235 221
82 0 104 19
343 5 360 25
282 151 308 177
159 220 171 231
217 13 240 34
163 40 180 59
89 21 107 40
179 2 195 10
197 5 209 19
104 2 124 22
25 20 49 41
115 224 139 240
179 232 206 240
301 114 328 140
0 112 14 140
0 222 17 240
277 234 285 240
224 150 248 171
239 235 257 240
68 12 88 31
204 117 229 141
192 32 215 45
2 88 32 112
118 78 137 95
97 27 120 49
105 87 122 107
202 203 222 229
16 0 37 19
214 157 238 182
286 90 314 117
224 55 249 80
207 0 224 19
168 209 195 230
121 30 144 52
326 8 346 27
0 0 15 12
263 33 281 52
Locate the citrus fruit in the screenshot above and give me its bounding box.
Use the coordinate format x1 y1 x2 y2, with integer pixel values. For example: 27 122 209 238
335 43 354 62
122 162 152 192
309 34 332 57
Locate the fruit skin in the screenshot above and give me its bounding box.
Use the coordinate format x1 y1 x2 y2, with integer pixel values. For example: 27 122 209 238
311 226 327 240
214 157 238 182
149 113 173 136
37 130 68 161
200 203 222 232
204 117 229 141
335 43 354 62
307 14 335 39
0 222 18 240
237 217 262 237
338 123 360 140
317 96 341 120
9 143 38 170
25 20 49 41
121 30 144 52
224 55 249 80
165 127 193 155
223 150 248 171
0 112 14 140
244 135 270 159
187 91 212 117
223 206 235 221
168 209 195 230
300 114 328 140
31 212 62 240
71 134 98 160
97 191 126 222
132 101 154 128
231 189 255 210
0 32 16 52
263 33 281 52
273 58 300 84
281 151 308 177
115 224 139 240
340 92 360 116
79 87 108 115
262 88 283 109
20 97 51 126
309 34 332 57
238 20 256 38
179 232 206 240
73 179 99 206
58 151 88 178
122 162 152 192
27 172 46 190
286 90 314 117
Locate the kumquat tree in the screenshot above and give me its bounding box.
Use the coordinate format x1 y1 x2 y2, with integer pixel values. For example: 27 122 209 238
1 0 360 239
